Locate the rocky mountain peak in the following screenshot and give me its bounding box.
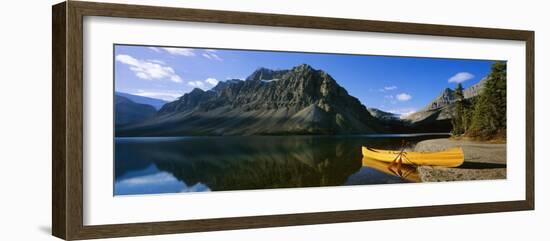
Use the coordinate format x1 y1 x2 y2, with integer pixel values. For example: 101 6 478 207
189 88 205 95
288 64 324 79
427 88 455 110
158 88 215 114
293 63 315 72
230 65 342 109
118 64 382 136
246 67 288 82
212 79 243 93
425 80 487 112
403 77 488 131
463 77 487 99
282 65 336 94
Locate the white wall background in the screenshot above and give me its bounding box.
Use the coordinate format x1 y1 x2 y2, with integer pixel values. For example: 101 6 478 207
0 0 547 240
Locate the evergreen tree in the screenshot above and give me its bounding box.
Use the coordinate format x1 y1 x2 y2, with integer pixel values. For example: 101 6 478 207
462 97 475 133
452 83 465 135
469 61 507 139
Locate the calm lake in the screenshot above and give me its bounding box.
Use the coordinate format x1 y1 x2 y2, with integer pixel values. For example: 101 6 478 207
114 134 449 195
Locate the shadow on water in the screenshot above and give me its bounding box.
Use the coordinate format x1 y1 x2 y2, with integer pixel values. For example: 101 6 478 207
114 135 446 195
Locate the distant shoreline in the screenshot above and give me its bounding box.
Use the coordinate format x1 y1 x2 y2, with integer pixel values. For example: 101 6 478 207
114 132 451 139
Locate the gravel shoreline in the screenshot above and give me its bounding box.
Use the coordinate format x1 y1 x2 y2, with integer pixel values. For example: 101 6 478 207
413 138 506 182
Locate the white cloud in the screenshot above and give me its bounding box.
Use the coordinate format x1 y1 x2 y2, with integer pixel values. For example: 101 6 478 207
148 46 197 56
205 49 217 52
148 59 165 64
386 108 417 119
448 72 474 83
384 95 394 99
133 90 185 101
116 54 139 65
226 76 245 81
170 75 183 83
202 52 223 61
205 78 219 86
162 47 196 56
396 93 412 101
188 81 206 89
187 78 219 90
115 54 182 83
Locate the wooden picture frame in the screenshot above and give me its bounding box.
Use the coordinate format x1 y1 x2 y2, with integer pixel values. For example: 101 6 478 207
52 1 534 240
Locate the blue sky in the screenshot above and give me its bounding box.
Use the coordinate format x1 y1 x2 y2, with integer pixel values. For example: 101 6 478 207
114 44 495 116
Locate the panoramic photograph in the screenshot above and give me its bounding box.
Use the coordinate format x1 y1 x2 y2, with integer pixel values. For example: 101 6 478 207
113 44 507 196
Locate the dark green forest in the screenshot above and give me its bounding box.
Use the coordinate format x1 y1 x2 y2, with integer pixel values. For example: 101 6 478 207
452 61 507 140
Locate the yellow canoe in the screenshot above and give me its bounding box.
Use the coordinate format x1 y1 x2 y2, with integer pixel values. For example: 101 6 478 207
361 146 464 167
362 157 421 182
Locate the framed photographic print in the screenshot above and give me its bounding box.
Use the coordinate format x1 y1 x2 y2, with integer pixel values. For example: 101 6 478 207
52 1 534 240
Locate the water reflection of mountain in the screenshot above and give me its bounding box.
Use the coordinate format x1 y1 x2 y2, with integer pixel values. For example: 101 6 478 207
116 136 366 192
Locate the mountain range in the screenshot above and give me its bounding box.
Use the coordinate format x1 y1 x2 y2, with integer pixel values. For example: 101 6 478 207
117 64 382 136
367 108 399 121
115 91 167 110
114 95 157 126
115 64 487 136
401 78 486 131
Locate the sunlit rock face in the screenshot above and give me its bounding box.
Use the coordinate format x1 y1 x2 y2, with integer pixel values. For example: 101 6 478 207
117 64 381 136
